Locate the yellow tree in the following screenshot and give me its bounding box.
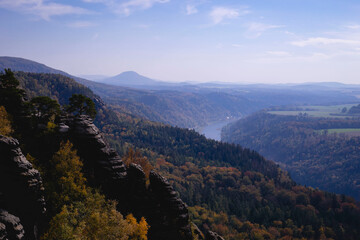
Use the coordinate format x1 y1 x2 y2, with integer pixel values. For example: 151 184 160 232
0 106 13 136
45 140 88 214
43 141 149 240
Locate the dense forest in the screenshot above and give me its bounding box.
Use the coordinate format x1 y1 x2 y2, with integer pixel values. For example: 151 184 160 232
222 112 360 201
0 69 149 239
3 70 360 239
78 80 254 128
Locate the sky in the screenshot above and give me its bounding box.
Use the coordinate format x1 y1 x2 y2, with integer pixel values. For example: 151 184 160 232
1 0 360 84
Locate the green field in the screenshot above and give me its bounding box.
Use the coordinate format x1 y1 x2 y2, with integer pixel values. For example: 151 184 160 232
268 104 359 118
315 128 360 136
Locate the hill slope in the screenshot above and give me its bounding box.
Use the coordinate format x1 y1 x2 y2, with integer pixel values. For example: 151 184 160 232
5 71 360 240
0 56 69 75
222 111 360 200
3 57 360 130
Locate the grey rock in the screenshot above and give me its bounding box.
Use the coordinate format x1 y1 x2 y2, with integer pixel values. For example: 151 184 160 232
0 210 25 240
61 115 194 240
206 231 225 240
64 115 127 189
148 171 192 240
0 135 46 240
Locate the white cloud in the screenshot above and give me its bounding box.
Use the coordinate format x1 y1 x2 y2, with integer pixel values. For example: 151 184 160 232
113 0 169 16
135 24 150 28
0 0 91 20
68 21 98 28
292 37 360 47
82 0 105 2
346 25 360 30
210 7 249 24
82 0 169 16
92 33 99 39
232 44 243 48
186 4 197 15
245 22 284 38
266 51 291 57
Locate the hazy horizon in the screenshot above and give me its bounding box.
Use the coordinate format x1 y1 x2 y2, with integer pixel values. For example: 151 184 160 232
1 0 360 84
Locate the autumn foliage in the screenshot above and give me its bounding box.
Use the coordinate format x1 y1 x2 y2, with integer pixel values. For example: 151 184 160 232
0 106 12 136
42 141 149 240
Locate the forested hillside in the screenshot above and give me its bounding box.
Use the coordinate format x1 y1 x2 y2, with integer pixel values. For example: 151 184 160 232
0 70 152 240
5 70 360 239
222 112 360 200
2 57 360 130
64 80 257 128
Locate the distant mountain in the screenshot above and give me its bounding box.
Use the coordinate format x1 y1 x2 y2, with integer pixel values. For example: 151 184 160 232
0 57 249 127
1 56 360 129
100 71 169 87
78 74 109 81
0 56 108 93
0 56 70 76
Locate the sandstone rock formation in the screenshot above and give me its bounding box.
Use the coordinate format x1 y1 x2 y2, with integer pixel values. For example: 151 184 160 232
64 115 127 196
63 115 194 240
148 170 193 240
0 115 224 240
0 135 46 240
206 231 226 240
0 210 25 240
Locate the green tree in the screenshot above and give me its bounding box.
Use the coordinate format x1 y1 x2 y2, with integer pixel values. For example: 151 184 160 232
29 96 60 125
67 94 97 119
0 69 25 117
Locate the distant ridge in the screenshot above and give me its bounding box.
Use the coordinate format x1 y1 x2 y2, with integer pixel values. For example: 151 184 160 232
100 71 168 87
0 56 175 89
0 56 70 76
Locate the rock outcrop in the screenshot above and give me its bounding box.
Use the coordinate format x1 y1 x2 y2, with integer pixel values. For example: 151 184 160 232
64 115 127 197
148 171 193 240
63 115 194 240
125 163 148 217
0 115 222 240
206 231 226 240
0 210 25 240
0 135 46 240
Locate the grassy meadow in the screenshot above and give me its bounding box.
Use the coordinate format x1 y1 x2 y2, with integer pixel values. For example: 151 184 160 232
268 103 359 118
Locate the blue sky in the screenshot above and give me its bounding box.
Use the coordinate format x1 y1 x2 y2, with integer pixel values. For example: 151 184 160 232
1 0 360 84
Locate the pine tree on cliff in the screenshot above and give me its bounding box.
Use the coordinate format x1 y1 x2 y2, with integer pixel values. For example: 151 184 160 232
0 69 26 117
66 94 97 119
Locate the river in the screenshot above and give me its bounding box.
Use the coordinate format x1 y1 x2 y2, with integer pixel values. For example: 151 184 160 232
197 119 238 141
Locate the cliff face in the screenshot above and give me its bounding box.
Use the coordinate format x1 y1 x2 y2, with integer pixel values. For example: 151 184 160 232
0 136 46 240
0 115 222 240
148 171 193 240
64 115 194 240
64 115 128 190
